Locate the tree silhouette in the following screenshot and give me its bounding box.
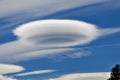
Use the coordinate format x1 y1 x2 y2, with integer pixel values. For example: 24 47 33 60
108 64 120 80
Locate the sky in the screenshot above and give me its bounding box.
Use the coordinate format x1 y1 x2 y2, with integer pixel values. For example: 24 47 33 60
0 0 120 80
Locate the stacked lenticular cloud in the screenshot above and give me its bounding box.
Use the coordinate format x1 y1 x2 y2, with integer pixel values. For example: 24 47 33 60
14 20 99 47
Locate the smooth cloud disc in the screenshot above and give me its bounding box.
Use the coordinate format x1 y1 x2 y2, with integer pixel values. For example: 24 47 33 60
14 19 99 47
0 64 24 74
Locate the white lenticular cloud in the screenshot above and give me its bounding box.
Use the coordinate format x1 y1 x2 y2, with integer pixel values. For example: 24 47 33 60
48 72 110 80
14 19 99 47
0 64 24 74
15 70 55 76
1 19 120 62
0 19 99 62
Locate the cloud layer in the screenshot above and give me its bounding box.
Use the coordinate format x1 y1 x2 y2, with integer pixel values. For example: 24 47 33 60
0 46 91 62
0 64 24 74
48 72 110 80
0 0 108 17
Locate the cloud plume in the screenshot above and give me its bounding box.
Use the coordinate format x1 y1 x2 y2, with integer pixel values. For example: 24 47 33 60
99 28 120 37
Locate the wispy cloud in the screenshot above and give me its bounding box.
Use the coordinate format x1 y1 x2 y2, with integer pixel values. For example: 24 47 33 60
64 50 92 59
47 72 110 80
0 0 108 18
15 70 55 76
0 46 91 62
99 28 120 37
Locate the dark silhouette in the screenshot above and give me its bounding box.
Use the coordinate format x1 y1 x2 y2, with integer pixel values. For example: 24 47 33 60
108 64 120 80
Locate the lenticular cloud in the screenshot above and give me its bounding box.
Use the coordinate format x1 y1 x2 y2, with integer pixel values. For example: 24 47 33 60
48 72 109 80
14 20 99 47
0 64 24 74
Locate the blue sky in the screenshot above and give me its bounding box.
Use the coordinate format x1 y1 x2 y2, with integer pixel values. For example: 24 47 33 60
0 0 120 80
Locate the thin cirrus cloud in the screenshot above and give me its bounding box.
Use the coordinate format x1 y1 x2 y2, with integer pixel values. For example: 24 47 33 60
15 70 55 76
99 28 120 37
12 48 92 62
47 72 110 80
0 19 120 62
0 0 108 17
